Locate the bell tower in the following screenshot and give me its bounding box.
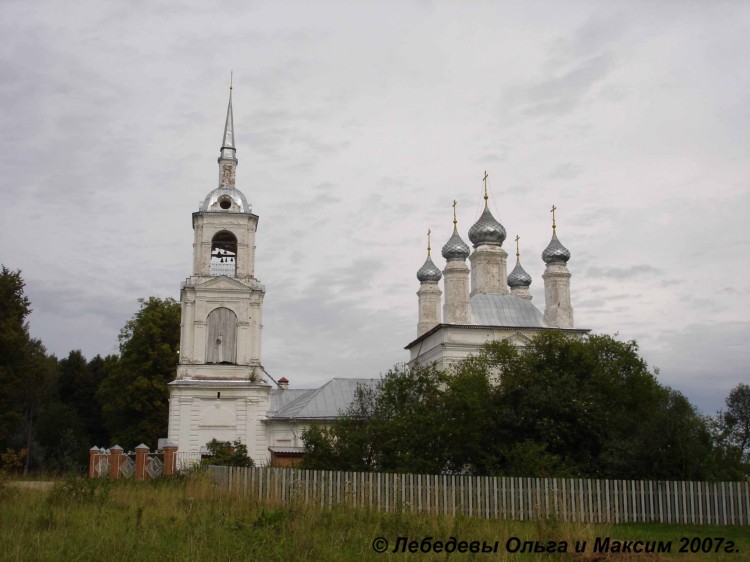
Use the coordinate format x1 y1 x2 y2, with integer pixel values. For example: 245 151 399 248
168 83 271 462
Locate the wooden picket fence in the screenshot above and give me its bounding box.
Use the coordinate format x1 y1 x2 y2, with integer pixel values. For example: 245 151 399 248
208 466 749 526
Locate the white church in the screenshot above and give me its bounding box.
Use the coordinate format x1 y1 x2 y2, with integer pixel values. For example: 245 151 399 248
167 91 588 466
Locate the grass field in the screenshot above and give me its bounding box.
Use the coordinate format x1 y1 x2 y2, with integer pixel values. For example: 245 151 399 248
1 474 747 561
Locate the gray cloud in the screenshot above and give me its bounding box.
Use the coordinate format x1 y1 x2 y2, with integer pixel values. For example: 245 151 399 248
549 163 583 180
587 265 662 279
503 53 616 118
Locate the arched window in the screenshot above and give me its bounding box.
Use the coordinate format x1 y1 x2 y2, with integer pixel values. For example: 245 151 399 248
206 307 237 364
210 231 237 276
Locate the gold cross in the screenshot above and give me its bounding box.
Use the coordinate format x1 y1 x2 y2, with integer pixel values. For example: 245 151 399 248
452 199 458 226
427 228 431 256
551 204 557 230
483 171 489 204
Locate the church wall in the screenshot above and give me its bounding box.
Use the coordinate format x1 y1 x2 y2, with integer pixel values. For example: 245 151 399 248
168 381 271 464
408 326 548 371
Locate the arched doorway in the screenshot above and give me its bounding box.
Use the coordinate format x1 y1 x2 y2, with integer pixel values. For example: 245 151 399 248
206 307 237 364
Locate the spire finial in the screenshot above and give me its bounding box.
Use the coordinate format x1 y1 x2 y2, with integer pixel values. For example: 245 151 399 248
427 228 432 256
515 234 520 261
550 204 557 231
452 199 458 229
218 78 237 187
483 171 489 207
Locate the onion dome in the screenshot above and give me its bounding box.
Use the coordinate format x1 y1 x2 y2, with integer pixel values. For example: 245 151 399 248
442 228 470 261
508 261 532 287
442 201 470 261
417 256 442 282
542 231 571 264
468 206 506 247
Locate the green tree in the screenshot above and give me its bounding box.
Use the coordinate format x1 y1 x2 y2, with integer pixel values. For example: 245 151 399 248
19 339 58 473
439 355 500 474
97 297 180 450
710 383 750 478
303 331 722 480
722 383 750 460
302 364 447 473
0 266 32 446
488 332 718 479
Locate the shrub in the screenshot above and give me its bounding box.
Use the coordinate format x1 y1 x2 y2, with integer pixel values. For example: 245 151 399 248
201 439 254 467
47 475 112 505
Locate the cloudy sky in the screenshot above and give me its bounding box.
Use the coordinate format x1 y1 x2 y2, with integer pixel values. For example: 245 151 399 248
1 1 748 414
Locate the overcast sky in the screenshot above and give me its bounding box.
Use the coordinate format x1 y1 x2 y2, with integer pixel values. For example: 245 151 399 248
1 1 748 415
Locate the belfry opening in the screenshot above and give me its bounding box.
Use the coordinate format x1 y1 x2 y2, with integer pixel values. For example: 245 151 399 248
210 231 237 276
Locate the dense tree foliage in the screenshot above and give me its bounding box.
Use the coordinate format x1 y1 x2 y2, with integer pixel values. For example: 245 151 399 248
97 297 180 450
0 266 32 445
303 364 446 473
303 332 743 480
723 384 750 458
712 383 750 476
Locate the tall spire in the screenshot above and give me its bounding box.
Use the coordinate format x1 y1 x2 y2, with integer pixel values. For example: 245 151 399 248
218 74 237 188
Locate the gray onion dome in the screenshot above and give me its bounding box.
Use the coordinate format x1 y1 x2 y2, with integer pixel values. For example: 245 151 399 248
441 229 470 261
542 231 571 264
468 207 506 247
417 256 442 282
508 261 532 287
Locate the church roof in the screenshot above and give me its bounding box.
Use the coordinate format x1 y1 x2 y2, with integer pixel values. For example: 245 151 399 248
470 293 546 327
199 187 252 213
268 378 380 420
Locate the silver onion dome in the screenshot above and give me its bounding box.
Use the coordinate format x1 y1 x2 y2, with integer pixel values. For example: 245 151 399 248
441 229 470 261
508 261 532 287
468 207 506 247
417 256 442 282
542 232 571 264
200 187 252 214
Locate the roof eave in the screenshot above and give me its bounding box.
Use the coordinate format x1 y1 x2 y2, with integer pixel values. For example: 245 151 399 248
405 323 591 349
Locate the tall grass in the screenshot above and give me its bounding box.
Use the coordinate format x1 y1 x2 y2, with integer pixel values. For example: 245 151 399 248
0 474 746 561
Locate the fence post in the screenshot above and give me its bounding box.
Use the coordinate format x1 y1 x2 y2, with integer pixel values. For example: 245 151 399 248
89 446 100 478
135 444 149 481
163 442 178 476
109 445 124 479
